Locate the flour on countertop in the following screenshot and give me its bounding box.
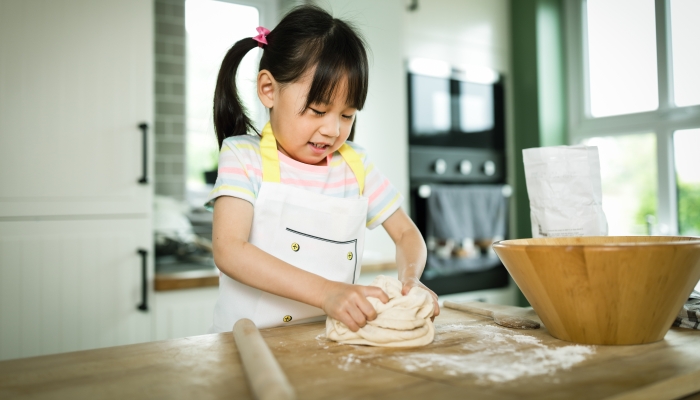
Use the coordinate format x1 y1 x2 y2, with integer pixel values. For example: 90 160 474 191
391 324 595 383
435 323 471 333
338 353 362 371
315 333 334 350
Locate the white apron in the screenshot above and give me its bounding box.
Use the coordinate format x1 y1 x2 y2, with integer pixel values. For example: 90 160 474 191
211 123 368 332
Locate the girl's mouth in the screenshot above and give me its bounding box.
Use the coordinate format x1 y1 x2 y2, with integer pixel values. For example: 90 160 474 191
308 142 329 154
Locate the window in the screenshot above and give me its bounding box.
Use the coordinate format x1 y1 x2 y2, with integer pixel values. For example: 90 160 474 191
675 129 700 236
669 0 700 107
582 134 657 235
585 0 658 117
566 0 700 244
185 0 275 192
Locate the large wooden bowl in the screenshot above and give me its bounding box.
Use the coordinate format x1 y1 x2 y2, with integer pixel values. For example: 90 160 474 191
493 236 700 345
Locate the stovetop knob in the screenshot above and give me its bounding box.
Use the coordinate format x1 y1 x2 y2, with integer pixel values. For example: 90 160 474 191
434 158 447 175
459 160 472 175
418 184 432 198
483 160 496 176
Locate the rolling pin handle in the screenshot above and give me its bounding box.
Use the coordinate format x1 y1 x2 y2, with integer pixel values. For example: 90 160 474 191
233 319 296 400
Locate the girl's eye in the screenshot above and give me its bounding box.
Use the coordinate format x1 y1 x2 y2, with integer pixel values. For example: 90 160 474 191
309 108 325 116
342 114 355 120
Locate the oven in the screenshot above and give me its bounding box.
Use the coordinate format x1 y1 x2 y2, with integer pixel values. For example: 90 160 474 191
407 59 511 296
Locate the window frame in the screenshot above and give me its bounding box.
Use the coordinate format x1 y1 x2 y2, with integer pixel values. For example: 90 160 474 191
564 0 700 235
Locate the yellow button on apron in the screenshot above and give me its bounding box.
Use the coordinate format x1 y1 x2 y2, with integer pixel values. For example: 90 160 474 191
291 242 299 252
347 252 353 260
283 315 292 323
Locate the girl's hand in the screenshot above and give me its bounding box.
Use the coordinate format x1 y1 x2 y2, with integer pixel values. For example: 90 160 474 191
321 281 389 332
401 277 440 321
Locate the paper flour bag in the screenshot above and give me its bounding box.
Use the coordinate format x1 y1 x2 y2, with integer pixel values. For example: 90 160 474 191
523 145 608 238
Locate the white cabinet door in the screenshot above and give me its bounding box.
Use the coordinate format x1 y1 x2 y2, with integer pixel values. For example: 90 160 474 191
0 219 153 361
0 0 153 217
153 288 219 341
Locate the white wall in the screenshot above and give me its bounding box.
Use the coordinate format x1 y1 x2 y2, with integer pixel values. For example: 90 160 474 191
312 0 512 262
403 0 510 73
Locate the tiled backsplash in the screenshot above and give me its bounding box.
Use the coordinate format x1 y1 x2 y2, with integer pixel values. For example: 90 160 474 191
154 0 186 200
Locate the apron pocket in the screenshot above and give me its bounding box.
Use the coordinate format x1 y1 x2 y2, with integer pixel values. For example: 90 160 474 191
283 227 359 284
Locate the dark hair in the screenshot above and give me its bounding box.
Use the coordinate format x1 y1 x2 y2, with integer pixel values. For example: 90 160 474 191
213 5 369 148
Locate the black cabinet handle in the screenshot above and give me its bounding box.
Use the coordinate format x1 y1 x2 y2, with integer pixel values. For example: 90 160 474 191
138 123 148 184
137 249 148 312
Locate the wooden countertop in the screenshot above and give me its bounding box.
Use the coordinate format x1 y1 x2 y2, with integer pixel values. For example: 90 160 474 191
2 305 700 399
154 261 397 291
154 268 219 291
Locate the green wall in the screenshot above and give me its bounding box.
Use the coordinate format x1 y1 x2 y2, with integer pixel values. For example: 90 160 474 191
511 0 568 240
510 0 567 305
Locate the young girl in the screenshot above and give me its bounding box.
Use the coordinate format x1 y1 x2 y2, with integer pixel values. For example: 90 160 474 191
207 5 439 333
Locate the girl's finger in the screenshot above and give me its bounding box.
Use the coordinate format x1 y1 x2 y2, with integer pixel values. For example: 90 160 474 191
347 305 367 329
357 296 378 321
432 293 440 317
342 310 360 332
364 287 389 303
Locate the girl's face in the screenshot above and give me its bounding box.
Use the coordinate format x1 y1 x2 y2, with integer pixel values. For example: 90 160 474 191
258 69 357 166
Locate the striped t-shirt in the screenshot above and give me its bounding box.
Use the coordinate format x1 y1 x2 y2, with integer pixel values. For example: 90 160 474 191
206 134 403 229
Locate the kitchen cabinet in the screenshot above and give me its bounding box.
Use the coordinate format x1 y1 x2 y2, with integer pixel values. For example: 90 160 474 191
153 287 218 341
0 219 152 361
0 0 153 217
0 0 154 361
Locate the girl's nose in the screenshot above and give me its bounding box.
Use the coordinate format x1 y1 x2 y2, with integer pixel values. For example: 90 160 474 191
321 117 341 138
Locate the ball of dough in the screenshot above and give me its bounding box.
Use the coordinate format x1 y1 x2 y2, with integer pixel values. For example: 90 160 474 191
325 275 435 347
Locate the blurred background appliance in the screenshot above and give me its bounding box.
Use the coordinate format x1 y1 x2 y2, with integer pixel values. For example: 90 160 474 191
407 58 505 149
154 196 215 273
407 59 511 296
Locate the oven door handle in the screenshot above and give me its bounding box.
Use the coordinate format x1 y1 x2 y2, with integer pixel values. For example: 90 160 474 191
417 184 512 199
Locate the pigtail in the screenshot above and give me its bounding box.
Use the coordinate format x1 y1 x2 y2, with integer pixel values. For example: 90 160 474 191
213 37 259 149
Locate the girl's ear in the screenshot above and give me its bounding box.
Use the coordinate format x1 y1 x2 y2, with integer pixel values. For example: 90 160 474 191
257 70 276 109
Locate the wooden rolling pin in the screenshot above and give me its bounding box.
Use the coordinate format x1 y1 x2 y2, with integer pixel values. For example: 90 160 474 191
232 319 296 400
444 301 540 329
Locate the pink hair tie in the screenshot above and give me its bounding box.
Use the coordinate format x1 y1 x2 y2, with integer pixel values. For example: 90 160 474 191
252 26 270 48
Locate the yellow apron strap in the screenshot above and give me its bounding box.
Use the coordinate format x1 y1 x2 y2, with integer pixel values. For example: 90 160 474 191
260 122 281 183
337 143 365 196
260 122 365 195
